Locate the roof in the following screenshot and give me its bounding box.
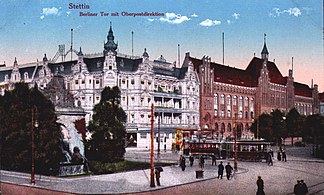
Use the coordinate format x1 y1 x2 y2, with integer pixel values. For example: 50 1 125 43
189 56 286 87
293 82 313 98
245 57 286 86
319 92 324 102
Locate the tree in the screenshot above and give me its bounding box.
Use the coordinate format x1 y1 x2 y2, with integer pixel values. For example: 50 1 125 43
251 113 273 140
86 86 127 163
304 114 324 157
286 108 304 145
0 83 63 175
271 109 286 145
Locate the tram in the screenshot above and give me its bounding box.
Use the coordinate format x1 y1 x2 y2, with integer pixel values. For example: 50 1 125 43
184 138 271 162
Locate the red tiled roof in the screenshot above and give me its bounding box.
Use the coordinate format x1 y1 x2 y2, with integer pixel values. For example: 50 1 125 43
189 56 250 87
294 82 313 98
189 56 287 87
245 57 286 86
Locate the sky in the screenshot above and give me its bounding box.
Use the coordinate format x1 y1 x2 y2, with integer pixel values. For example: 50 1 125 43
0 0 323 91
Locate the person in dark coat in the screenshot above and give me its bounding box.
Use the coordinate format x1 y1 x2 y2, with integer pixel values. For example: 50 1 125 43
294 180 302 195
217 161 224 179
256 176 265 195
268 152 273 166
300 180 308 195
212 155 217 166
282 150 287 162
225 162 233 180
155 168 161 186
189 155 194 167
200 155 205 168
180 156 186 171
277 150 282 161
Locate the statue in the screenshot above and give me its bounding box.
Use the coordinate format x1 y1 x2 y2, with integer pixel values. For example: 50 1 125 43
71 146 89 172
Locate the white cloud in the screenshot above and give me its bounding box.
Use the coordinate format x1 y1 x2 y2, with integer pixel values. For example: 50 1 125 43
199 19 221 27
232 13 240 19
66 11 71 16
285 7 301 17
227 20 232 24
148 18 155 22
159 12 190 24
270 7 301 17
42 7 59 15
191 13 198 18
40 6 61 19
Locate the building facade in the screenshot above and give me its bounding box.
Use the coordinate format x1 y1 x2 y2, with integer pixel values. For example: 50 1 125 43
0 25 200 150
184 37 320 139
0 26 322 149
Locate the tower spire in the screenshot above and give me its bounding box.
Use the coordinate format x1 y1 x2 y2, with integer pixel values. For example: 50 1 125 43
261 33 269 60
104 22 118 55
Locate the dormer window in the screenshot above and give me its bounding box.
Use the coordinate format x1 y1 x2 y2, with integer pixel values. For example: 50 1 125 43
24 72 29 80
4 75 8 81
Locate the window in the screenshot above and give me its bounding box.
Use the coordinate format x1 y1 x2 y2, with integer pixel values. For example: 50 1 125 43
131 79 135 84
227 110 231 118
233 96 237 106
24 72 29 80
140 133 147 139
227 95 231 106
82 80 85 84
220 94 225 105
75 80 79 85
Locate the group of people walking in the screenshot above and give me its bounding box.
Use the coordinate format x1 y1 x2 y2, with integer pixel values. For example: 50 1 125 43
267 148 287 166
181 155 234 180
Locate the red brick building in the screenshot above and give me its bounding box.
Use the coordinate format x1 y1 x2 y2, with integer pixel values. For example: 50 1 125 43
184 37 320 139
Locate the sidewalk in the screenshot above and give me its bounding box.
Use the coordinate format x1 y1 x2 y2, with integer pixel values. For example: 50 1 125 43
1 162 246 194
1 146 324 195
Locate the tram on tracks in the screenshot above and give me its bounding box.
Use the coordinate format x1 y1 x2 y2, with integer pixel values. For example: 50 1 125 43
183 138 272 162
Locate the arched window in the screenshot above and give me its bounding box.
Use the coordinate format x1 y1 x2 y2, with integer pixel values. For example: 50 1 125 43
220 94 225 105
227 123 231 132
24 72 29 80
233 96 237 106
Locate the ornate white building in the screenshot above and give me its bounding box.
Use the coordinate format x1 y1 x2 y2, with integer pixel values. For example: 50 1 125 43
0 24 200 149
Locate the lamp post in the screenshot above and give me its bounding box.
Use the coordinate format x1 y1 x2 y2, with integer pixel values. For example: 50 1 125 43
150 103 155 187
157 112 161 159
234 112 238 171
31 106 38 185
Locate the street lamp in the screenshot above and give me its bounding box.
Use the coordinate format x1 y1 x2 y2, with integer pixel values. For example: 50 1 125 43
234 111 238 172
31 106 38 185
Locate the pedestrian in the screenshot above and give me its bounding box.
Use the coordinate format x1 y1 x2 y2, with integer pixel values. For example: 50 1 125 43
212 155 217 166
225 162 233 180
179 155 183 166
189 155 194 167
154 168 161 186
282 150 287 162
200 155 205 168
217 161 224 179
180 156 186 171
277 150 282 161
268 152 273 166
256 176 265 195
300 180 308 195
294 180 302 195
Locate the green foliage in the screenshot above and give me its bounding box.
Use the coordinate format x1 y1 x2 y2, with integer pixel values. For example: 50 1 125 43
271 109 286 144
86 86 127 163
286 108 305 138
0 83 62 175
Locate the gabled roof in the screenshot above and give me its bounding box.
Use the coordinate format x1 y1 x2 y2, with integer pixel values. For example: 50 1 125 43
294 82 313 98
245 57 286 86
189 56 287 87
